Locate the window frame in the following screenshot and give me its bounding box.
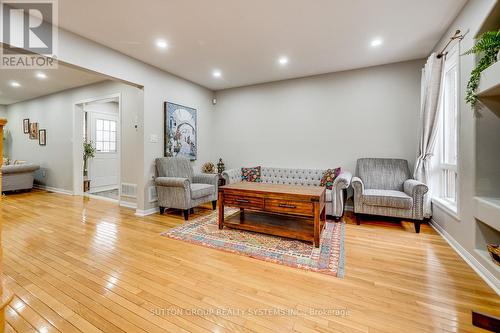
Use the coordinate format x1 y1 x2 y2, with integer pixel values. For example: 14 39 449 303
434 43 460 215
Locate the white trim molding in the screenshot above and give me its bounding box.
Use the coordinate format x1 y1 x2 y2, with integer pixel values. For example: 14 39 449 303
430 219 500 295
135 207 159 217
432 197 460 220
34 185 74 196
120 201 137 210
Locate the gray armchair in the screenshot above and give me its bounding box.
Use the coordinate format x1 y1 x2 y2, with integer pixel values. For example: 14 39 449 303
352 158 428 233
155 157 218 220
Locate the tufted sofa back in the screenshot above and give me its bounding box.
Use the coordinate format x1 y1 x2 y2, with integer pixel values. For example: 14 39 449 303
261 167 323 186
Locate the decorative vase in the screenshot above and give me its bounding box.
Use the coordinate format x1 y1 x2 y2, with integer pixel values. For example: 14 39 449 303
487 244 500 266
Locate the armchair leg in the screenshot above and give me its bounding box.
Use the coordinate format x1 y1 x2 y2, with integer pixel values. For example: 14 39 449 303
414 221 421 234
212 200 217 210
356 214 361 225
183 210 189 221
159 207 165 215
190 208 194 214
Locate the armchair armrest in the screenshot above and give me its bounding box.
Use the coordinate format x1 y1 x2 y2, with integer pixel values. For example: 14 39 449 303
334 171 352 190
404 179 428 220
403 179 428 198
329 171 352 217
222 168 242 184
155 177 190 188
193 173 218 186
351 176 364 213
351 177 364 194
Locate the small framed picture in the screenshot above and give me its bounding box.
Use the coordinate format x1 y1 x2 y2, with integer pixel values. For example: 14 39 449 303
39 129 46 146
23 119 30 134
29 122 39 140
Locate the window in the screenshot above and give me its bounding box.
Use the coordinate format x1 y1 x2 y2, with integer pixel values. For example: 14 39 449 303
438 45 459 207
95 118 117 152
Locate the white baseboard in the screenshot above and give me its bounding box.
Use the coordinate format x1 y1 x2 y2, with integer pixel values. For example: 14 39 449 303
120 201 137 210
135 207 159 217
88 185 119 194
429 219 500 295
84 193 118 203
34 184 74 196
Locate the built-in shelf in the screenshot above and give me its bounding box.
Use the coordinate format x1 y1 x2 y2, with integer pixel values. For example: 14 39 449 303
474 196 500 232
477 61 500 97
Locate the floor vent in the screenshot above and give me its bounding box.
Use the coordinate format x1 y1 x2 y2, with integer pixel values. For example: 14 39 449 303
149 186 158 203
121 183 137 198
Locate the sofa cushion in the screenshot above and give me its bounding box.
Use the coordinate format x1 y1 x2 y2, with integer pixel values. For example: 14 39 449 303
260 167 322 186
241 166 261 182
320 167 341 190
156 157 194 180
356 158 411 191
362 189 413 209
190 183 215 199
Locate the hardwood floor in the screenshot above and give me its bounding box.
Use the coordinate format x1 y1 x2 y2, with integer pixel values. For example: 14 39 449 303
1 190 498 332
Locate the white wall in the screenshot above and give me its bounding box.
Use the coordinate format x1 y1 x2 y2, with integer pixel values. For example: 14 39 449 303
212 60 424 172
0 105 8 158
0 105 7 118
430 0 499 293
5 80 142 199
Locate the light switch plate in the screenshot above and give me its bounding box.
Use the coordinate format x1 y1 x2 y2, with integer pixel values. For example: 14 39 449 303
149 134 159 143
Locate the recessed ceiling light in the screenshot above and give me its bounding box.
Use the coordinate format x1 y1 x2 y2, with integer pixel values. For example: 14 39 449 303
35 72 47 79
156 39 168 49
10 81 21 87
212 70 222 78
278 56 289 65
371 38 383 47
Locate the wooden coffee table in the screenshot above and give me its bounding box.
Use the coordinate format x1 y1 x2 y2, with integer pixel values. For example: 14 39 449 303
218 182 326 247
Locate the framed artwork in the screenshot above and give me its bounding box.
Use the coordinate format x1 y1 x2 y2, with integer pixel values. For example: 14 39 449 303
164 102 197 160
23 119 30 134
29 122 39 140
39 129 46 146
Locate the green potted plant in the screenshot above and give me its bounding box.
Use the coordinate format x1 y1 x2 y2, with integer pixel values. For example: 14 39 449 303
463 30 500 107
83 140 96 191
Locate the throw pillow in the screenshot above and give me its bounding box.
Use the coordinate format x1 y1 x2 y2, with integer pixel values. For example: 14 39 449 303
241 166 261 182
320 167 341 190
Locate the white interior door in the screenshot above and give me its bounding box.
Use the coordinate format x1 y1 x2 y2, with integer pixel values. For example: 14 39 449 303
89 111 119 192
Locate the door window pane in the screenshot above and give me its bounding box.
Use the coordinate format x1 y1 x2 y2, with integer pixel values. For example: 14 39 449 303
94 119 117 152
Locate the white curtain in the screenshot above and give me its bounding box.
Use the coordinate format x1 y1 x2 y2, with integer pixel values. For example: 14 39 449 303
414 53 444 218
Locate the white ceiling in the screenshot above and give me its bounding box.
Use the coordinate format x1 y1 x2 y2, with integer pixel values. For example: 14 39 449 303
57 0 467 90
0 64 107 105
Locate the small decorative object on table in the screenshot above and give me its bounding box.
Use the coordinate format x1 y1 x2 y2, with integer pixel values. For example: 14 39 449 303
217 158 225 174
202 162 215 174
487 244 500 266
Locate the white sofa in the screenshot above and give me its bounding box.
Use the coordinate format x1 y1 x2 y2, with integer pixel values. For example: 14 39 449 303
222 167 352 219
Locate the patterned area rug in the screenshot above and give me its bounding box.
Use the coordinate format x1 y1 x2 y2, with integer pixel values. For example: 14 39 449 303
161 208 345 277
